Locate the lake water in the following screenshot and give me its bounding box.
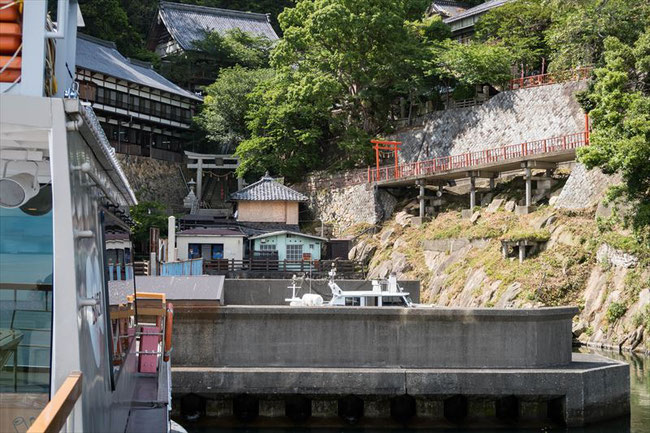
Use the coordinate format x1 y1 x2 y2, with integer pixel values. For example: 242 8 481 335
187 348 648 433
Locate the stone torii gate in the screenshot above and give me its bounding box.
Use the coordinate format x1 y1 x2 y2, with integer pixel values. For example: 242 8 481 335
185 151 242 203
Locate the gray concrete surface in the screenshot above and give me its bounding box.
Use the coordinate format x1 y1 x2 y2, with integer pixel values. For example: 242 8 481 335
173 306 576 369
109 275 224 305
171 353 629 427
223 279 420 305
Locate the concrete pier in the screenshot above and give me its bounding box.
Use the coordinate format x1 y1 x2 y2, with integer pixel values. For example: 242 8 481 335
171 306 630 427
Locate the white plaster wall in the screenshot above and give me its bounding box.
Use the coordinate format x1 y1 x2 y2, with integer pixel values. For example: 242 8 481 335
176 235 244 261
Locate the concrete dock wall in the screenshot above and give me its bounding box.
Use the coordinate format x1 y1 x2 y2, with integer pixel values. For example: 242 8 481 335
223 279 420 305
173 306 576 369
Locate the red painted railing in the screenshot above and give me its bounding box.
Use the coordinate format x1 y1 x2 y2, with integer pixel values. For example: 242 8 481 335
508 67 592 90
369 131 588 183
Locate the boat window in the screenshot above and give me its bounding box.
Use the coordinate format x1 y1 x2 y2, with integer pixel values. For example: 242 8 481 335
0 196 53 431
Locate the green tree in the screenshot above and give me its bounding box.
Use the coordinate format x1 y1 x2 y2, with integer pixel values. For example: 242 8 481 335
475 0 551 73
161 29 273 89
197 66 274 154
236 0 450 180
578 30 650 243
432 40 514 88
129 201 169 253
546 0 650 70
236 70 340 181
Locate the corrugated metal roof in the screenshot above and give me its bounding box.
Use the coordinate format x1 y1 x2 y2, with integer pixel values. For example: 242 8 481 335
443 0 510 23
230 174 308 202
159 1 279 51
109 275 224 305
76 33 201 101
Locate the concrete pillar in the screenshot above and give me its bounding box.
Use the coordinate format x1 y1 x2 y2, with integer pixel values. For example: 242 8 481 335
149 252 157 276
546 168 553 178
524 167 532 207
519 243 526 263
167 216 176 262
419 183 426 219
489 177 496 190
469 176 476 209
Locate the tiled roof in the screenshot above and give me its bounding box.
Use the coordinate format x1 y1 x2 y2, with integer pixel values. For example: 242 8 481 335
428 1 469 18
76 34 201 101
158 1 279 51
443 0 510 23
177 227 245 236
230 174 308 202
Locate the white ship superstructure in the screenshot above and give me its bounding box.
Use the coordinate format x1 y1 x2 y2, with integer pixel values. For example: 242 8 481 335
0 2 177 432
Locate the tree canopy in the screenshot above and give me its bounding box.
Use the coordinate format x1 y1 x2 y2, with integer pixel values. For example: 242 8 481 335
196 66 274 154
578 29 650 242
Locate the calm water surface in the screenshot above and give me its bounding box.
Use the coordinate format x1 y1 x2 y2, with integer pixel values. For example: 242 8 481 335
187 348 648 433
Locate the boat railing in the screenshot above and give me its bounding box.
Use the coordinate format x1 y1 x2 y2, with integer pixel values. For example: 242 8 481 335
110 293 173 375
26 371 82 433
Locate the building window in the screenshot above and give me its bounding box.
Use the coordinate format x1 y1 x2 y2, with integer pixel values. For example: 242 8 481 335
188 243 201 259
211 244 224 260
259 244 276 251
286 244 303 261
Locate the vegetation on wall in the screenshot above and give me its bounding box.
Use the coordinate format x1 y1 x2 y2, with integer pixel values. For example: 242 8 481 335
578 29 650 243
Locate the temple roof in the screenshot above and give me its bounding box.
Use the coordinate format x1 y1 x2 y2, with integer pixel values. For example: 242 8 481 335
76 33 201 101
443 0 510 24
230 174 308 202
157 1 279 51
427 1 469 18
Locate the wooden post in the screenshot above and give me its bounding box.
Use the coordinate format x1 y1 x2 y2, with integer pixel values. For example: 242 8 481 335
585 113 590 145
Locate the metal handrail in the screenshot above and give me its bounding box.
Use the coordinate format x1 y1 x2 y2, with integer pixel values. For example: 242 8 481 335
508 67 592 90
27 372 82 433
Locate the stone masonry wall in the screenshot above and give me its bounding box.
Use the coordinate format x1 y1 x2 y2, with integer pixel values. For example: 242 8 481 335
391 81 588 162
554 163 621 209
116 154 187 213
301 182 398 236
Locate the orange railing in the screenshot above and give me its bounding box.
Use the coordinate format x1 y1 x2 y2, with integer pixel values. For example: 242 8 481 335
370 131 588 183
27 372 82 433
508 67 592 91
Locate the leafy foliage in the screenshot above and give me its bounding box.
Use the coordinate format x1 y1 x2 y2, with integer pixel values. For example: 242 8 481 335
432 40 513 87
235 1 456 180
578 30 650 243
475 0 551 72
197 67 274 154
236 70 340 181
77 0 156 62
546 0 650 70
129 201 169 248
161 29 274 90
606 302 627 323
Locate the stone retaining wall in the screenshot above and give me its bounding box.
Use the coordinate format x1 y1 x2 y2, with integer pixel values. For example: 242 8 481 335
390 81 588 162
116 154 187 212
